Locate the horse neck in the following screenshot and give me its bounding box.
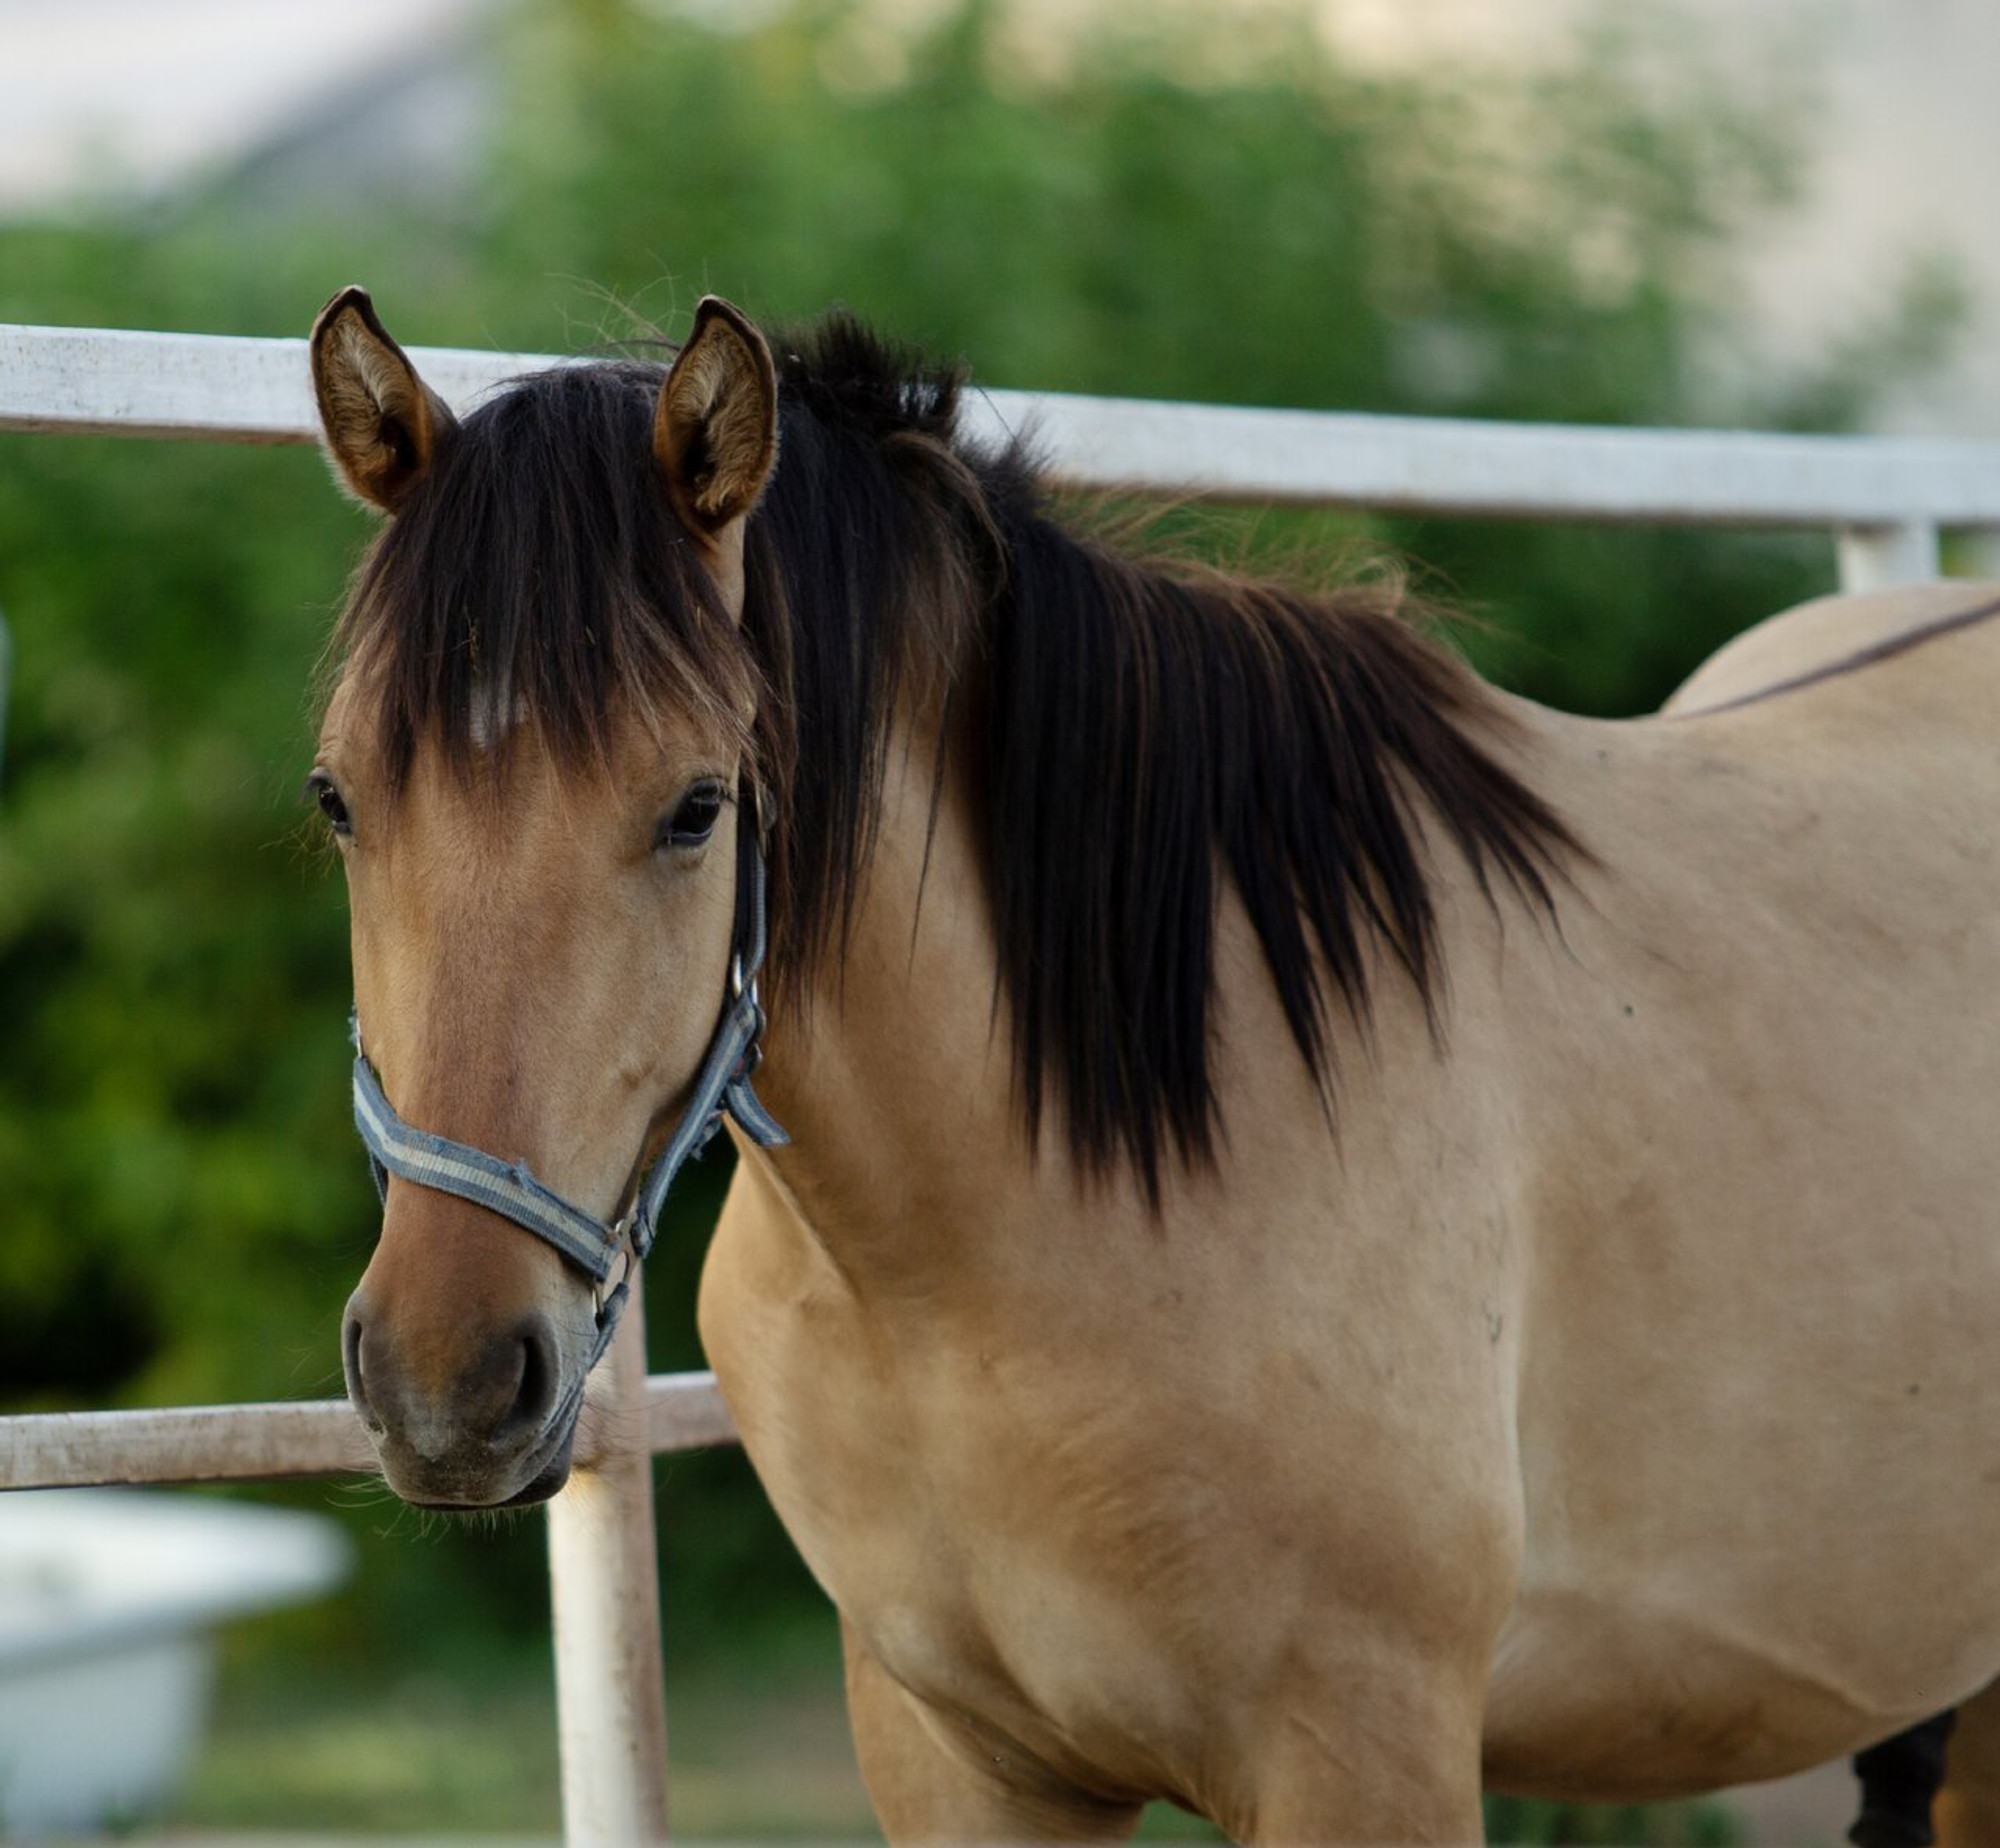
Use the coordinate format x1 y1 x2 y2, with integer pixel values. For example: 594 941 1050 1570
748 692 1051 1290
739 683 1574 1312
738 517 1582 1295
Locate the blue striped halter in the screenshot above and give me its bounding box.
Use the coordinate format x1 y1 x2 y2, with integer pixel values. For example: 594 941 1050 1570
349 797 789 1378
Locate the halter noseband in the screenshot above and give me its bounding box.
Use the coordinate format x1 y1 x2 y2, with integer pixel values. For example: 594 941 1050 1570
349 794 789 1379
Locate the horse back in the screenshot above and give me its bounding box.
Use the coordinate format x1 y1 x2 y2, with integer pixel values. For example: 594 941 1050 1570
1663 581 2000 715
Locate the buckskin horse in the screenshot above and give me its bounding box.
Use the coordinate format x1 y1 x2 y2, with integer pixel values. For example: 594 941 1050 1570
309 286 2000 1843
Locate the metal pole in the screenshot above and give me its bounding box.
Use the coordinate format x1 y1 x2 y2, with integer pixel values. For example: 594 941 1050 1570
1836 521 1941 593
546 1282 671 1846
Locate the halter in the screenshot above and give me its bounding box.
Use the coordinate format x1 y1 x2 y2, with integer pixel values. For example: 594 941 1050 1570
349 794 789 1380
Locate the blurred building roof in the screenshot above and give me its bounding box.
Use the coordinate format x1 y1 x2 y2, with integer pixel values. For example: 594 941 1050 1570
0 0 489 215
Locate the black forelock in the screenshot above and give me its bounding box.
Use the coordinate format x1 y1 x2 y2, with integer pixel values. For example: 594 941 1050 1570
334 359 756 791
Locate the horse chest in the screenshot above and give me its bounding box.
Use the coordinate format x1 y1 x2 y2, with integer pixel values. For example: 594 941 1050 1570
699 1204 1249 1774
700 1148 1531 1802
735 1309 1191 1701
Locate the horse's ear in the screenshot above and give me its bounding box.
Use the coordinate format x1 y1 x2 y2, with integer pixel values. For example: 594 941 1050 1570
653 296 778 542
310 286 455 514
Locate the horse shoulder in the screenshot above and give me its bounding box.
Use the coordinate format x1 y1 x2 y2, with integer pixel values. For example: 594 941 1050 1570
704 949 1528 1821
698 1142 895 1525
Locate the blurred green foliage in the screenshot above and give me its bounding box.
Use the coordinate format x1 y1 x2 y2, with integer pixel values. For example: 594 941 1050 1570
0 0 1959 1834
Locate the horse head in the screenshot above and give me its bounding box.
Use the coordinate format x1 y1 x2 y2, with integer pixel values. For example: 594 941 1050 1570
309 288 779 1507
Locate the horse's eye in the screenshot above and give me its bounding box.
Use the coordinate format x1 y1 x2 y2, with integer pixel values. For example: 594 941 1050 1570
658 779 726 851
307 772 352 838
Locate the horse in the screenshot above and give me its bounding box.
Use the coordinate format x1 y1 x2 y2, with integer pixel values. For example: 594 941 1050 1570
307 285 2000 1844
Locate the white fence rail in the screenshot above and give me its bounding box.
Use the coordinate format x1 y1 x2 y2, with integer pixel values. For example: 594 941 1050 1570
8 322 2000 582
2 319 1998 1846
0 1368 736 1490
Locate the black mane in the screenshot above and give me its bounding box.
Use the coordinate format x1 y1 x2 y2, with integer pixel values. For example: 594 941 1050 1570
335 312 1575 1196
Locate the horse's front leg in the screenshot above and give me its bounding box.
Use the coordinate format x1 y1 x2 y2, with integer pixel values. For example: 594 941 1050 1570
842 1623 1146 1845
1232 1654 1489 1846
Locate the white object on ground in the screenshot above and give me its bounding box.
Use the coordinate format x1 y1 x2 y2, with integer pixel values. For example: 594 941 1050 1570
0 1488 351 1837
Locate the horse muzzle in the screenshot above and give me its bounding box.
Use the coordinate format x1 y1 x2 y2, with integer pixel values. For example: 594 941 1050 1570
342 1290 581 1508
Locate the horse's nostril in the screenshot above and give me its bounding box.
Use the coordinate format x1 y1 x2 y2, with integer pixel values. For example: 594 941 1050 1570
495 1314 561 1445
339 1295 561 1459
342 1305 384 1434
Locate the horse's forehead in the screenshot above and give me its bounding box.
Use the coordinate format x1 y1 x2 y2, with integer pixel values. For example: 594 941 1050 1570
402 751 616 865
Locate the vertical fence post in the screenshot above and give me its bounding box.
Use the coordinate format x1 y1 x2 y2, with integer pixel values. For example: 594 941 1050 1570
546 1281 671 1846
1836 522 1941 593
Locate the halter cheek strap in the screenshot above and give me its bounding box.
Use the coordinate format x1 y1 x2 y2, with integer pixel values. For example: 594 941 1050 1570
349 802 788 1376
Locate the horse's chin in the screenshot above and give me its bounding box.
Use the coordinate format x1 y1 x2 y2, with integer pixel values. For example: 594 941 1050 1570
494 1444 575 1507
380 1418 579 1512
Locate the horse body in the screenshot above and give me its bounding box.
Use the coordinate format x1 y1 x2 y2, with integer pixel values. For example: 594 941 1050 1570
1486 632 2000 1793
698 604 2000 1830
305 288 2000 1840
